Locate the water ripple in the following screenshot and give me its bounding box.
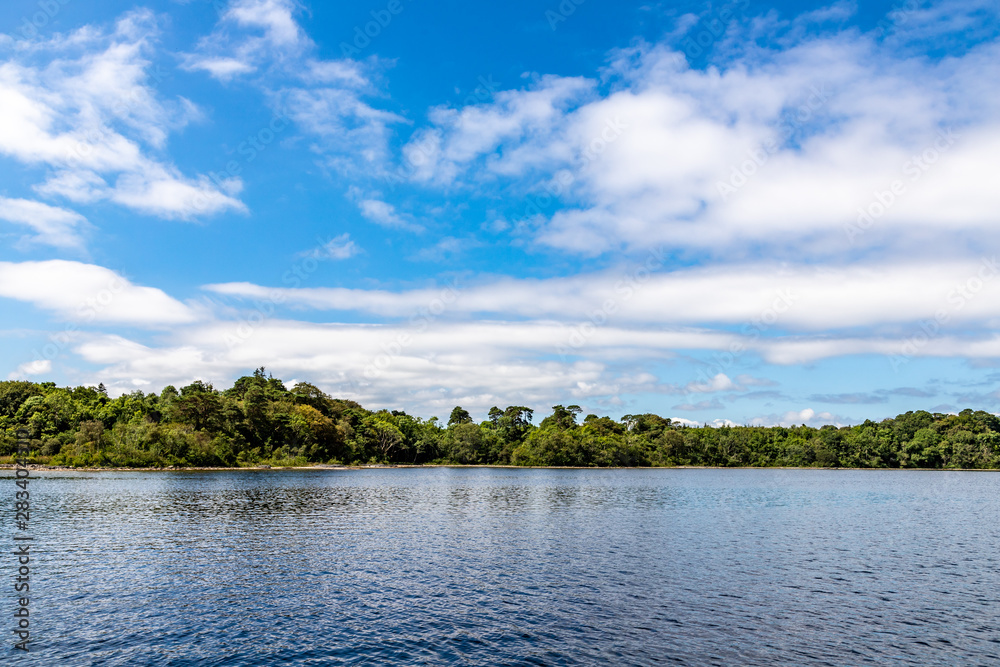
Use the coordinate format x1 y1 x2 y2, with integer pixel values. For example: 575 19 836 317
3 468 999 665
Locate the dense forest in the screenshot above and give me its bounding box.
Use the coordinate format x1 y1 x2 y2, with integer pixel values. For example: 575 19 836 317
2 369 999 469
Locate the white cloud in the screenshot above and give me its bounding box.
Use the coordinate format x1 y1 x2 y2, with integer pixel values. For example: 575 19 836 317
402 75 595 185
202 258 1000 332
109 166 245 219
184 0 404 173
0 10 245 223
302 59 367 86
70 308 999 414
181 0 310 80
8 359 51 379
748 408 845 427
226 0 304 47
882 0 1000 45
357 198 422 232
0 197 90 249
281 86 406 171
27 302 1000 414
301 233 361 260
0 261 200 326
685 373 737 393
71 318 728 411
33 170 109 204
181 56 254 80
411 236 481 262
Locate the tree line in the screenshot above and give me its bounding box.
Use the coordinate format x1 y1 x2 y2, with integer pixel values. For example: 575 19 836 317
1 369 999 469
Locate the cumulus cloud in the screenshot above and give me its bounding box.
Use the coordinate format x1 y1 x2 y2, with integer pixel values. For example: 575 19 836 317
401 75 595 185
0 260 200 326
400 22 1000 260
226 0 304 47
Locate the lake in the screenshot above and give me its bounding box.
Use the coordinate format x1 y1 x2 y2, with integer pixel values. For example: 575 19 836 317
5 467 1000 665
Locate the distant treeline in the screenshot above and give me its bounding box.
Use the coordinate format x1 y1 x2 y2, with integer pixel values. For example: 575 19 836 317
2 369 999 469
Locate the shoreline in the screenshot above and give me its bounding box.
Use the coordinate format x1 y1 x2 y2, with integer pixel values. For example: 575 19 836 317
3 463 999 472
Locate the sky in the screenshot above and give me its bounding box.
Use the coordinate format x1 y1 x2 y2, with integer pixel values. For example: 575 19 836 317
1 0 999 426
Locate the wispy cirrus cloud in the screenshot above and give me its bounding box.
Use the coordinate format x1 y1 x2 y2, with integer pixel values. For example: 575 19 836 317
180 0 309 79
356 197 422 232
185 0 406 173
299 233 362 260
0 10 245 230
0 10 246 225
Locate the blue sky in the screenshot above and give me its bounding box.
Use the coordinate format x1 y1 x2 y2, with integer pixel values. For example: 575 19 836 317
1 0 999 426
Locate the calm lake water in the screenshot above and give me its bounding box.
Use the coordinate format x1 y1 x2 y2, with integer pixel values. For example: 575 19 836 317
5 467 1000 665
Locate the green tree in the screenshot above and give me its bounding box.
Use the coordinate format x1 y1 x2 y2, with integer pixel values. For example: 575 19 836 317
448 406 473 426
444 422 485 463
171 381 223 432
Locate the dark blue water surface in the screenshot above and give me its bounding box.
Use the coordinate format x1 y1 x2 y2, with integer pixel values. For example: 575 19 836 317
5 467 1000 665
